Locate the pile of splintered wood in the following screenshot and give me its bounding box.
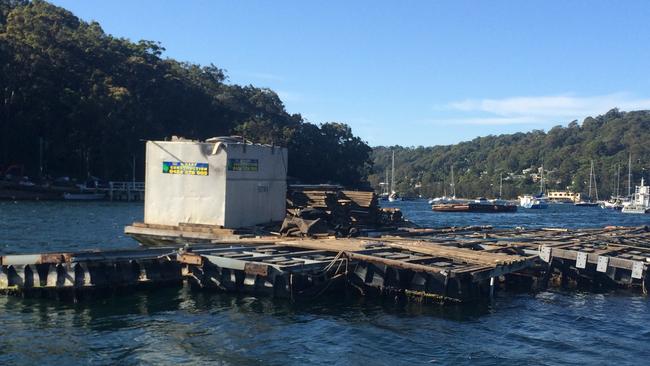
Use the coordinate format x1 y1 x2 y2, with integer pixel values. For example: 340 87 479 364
284 186 403 236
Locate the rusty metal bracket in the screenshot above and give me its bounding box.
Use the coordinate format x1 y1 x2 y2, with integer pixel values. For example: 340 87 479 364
39 253 72 264
244 262 269 276
178 253 202 265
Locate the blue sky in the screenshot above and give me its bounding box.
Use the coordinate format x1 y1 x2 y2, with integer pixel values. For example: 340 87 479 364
51 0 650 147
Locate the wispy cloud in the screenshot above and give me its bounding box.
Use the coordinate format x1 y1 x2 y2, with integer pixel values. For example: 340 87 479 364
244 72 284 82
448 116 540 126
276 90 303 103
437 92 650 126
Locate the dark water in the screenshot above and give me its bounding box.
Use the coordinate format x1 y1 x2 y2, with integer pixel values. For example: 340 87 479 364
1 200 650 365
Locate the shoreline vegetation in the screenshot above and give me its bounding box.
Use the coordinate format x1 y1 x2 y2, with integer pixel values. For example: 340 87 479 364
2 1 650 201
0 0 372 188
372 109 650 199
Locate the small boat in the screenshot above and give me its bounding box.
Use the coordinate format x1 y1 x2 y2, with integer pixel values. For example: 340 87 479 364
519 194 549 209
63 192 106 200
599 199 624 210
519 163 548 209
433 197 517 213
428 195 463 205
622 178 650 214
388 191 402 202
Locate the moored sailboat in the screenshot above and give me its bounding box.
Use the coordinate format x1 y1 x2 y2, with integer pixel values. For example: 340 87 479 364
575 160 599 207
599 163 625 210
387 151 401 202
428 165 461 204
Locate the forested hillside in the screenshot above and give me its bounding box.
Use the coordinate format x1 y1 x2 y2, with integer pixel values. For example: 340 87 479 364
372 109 650 199
0 0 371 186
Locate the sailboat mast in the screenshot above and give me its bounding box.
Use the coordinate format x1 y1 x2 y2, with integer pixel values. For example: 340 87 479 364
443 179 447 197
628 153 632 198
588 160 593 199
384 169 389 195
391 151 395 193
539 163 544 195
616 164 621 199
593 161 599 201
450 165 456 198
499 172 503 198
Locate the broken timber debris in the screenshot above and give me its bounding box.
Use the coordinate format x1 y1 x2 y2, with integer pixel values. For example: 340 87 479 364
284 186 406 237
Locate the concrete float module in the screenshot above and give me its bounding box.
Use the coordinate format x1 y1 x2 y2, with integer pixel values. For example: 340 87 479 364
144 137 288 228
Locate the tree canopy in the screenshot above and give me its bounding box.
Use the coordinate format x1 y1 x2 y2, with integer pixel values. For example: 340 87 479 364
0 0 371 186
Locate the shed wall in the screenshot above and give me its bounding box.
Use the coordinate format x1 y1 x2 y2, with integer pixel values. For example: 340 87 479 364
144 141 226 226
144 140 287 228
224 144 288 227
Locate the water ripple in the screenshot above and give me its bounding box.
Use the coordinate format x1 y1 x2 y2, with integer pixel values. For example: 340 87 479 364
1 201 650 365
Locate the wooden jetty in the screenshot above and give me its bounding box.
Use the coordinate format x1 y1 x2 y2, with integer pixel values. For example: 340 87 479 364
3 226 649 303
0 181 144 201
105 181 145 201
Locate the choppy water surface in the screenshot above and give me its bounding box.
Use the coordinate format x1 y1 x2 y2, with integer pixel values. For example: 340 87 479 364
1 200 650 365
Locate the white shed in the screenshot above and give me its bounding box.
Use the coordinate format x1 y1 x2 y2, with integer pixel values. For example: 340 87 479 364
143 137 288 228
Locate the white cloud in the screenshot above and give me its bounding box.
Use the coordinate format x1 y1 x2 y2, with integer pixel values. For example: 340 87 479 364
439 92 650 126
449 116 540 126
245 72 284 82
276 90 303 103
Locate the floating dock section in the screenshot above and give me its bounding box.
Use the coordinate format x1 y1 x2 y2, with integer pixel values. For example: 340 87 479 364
180 238 535 303
0 248 182 296
3 226 649 303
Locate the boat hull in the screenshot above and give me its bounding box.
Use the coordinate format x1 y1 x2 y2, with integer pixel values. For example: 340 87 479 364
520 202 548 209
622 206 648 214
432 203 517 213
574 202 599 207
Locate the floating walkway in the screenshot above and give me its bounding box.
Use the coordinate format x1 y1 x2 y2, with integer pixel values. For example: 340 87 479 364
2 226 649 303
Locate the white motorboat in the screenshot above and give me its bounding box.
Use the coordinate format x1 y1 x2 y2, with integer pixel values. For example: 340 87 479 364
622 178 650 214
519 194 549 209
